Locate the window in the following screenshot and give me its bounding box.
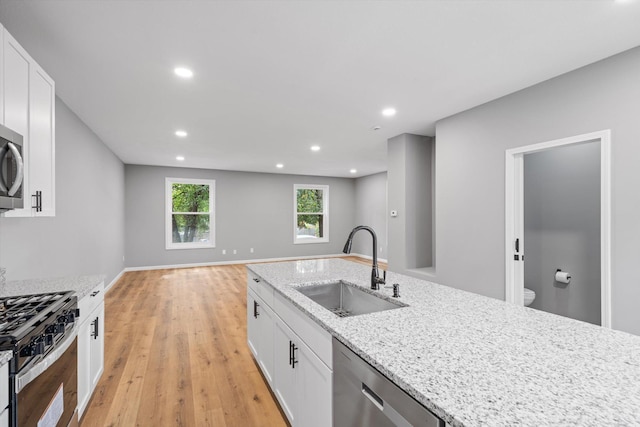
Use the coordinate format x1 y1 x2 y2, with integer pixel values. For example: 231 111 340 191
166 178 215 249
294 184 329 244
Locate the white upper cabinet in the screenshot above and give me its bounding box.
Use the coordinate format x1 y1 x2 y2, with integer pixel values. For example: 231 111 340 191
1 24 56 217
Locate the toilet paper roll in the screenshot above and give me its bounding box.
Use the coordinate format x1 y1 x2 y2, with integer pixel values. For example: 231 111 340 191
555 271 571 284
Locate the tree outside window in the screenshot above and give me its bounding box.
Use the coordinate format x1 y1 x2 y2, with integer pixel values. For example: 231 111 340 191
294 184 329 244
166 178 215 249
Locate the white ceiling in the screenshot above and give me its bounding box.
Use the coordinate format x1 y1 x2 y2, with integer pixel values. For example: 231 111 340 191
2 1 640 178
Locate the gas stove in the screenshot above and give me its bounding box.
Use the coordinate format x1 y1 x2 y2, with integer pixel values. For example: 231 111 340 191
0 291 78 427
0 291 78 372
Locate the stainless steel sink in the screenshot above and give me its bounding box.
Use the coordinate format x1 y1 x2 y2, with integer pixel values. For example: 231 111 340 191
296 281 406 318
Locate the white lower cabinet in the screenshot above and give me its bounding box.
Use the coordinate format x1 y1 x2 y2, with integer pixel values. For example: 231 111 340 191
78 284 105 417
247 289 275 386
273 318 332 427
0 362 7 427
247 269 332 427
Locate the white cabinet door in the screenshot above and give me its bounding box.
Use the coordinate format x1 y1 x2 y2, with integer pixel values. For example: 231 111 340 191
78 301 105 417
274 317 332 427
247 291 260 359
257 296 275 386
89 304 105 390
77 314 92 416
0 23 4 123
1 27 55 217
2 29 29 136
274 319 297 425
298 342 332 427
248 289 275 386
28 64 55 216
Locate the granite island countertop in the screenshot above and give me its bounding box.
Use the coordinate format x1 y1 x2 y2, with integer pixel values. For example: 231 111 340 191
247 258 640 427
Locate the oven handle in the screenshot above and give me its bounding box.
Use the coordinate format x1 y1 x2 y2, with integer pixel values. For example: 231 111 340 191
16 325 78 393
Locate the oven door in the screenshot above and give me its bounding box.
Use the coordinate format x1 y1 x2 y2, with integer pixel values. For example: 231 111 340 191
15 330 78 427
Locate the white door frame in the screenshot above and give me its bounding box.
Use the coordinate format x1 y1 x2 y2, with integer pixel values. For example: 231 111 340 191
505 130 612 328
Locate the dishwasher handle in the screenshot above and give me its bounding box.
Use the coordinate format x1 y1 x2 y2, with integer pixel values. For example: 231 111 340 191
362 383 384 411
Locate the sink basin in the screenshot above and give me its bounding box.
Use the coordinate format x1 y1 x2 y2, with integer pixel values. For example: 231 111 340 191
296 281 406 318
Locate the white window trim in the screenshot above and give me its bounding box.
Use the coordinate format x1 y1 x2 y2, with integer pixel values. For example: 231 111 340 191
293 184 329 244
165 177 216 250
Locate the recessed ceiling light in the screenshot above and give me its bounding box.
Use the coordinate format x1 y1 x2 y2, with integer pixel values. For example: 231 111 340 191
175 130 188 138
276 163 284 168
176 156 185 161
311 145 321 152
174 67 193 79
382 108 396 117
350 169 357 174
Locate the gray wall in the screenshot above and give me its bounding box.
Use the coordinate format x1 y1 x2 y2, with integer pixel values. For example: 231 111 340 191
387 134 434 272
0 97 125 285
125 165 356 268
353 172 387 260
524 141 601 325
433 46 640 335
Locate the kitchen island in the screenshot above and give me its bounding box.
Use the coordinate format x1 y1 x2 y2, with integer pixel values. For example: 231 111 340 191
248 258 640 426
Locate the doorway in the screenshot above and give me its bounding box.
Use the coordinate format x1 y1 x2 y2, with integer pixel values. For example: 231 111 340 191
505 130 611 327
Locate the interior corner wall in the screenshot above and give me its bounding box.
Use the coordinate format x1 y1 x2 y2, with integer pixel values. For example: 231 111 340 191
433 45 640 336
353 172 388 260
0 97 125 285
387 134 433 273
124 165 356 268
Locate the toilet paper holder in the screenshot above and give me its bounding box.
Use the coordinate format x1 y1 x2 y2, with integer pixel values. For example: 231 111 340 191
555 268 571 284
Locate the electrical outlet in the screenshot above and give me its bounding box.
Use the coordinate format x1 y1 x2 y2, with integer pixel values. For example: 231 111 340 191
222 249 226 255
250 248 254 253
233 249 237 254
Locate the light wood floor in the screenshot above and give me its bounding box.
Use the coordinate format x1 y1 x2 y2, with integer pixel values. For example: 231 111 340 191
80 256 377 427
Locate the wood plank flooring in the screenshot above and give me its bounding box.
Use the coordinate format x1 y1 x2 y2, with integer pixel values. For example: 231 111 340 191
80 257 377 427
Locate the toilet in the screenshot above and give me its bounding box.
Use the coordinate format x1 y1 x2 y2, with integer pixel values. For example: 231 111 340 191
524 288 536 307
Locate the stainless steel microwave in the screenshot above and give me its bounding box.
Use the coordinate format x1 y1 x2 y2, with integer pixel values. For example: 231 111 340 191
0 123 24 212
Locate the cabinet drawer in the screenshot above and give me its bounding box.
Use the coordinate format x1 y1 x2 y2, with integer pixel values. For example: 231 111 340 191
274 292 332 369
79 282 104 323
247 270 273 307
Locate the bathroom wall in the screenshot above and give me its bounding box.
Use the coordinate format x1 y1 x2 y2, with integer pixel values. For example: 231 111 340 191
434 45 640 335
523 141 601 325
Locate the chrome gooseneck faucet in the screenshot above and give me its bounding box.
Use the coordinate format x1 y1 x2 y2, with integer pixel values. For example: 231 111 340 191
343 225 386 290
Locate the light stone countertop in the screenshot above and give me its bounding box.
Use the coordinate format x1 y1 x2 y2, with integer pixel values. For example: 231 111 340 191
247 258 640 427
2 274 105 300
0 350 12 366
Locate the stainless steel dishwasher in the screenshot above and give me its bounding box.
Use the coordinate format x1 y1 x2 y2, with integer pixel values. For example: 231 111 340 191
333 338 444 427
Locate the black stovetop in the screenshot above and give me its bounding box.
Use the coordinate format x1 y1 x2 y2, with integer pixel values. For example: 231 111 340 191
0 291 74 343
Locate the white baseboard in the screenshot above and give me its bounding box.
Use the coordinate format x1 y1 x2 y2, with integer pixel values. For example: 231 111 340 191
105 268 125 293
122 253 349 273
349 253 388 264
